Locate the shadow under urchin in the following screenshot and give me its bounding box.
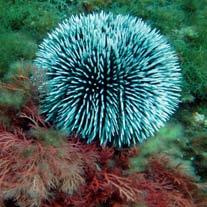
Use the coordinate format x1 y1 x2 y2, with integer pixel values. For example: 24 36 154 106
34 11 181 147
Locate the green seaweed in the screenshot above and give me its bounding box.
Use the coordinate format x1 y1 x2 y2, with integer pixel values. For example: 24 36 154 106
30 127 66 147
0 0 206 99
0 32 37 78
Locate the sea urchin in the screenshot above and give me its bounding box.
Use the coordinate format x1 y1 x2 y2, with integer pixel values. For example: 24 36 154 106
34 12 181 147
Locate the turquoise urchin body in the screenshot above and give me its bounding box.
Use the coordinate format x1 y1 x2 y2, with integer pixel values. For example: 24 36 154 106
34 12 181 147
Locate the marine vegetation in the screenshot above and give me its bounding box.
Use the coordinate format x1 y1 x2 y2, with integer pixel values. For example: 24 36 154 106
0 0 206 100
34 12 181 147
0 68 206 207
0 1 207 207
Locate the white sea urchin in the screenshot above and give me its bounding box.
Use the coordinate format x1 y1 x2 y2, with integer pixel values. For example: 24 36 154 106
34 12 181 147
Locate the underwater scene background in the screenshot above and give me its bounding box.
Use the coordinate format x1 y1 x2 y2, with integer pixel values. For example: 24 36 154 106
0 0 207 207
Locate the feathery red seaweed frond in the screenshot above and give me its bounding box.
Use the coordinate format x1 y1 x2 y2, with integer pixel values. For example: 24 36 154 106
1 71 207 207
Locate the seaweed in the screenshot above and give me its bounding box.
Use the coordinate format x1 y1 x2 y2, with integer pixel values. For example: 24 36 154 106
0 74 206 207
0 1 207 206
0 0 207 99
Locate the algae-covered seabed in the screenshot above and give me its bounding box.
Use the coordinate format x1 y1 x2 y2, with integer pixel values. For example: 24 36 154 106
0 0 207 205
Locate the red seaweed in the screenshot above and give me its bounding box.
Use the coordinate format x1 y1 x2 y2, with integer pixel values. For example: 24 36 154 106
0 73 207 207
